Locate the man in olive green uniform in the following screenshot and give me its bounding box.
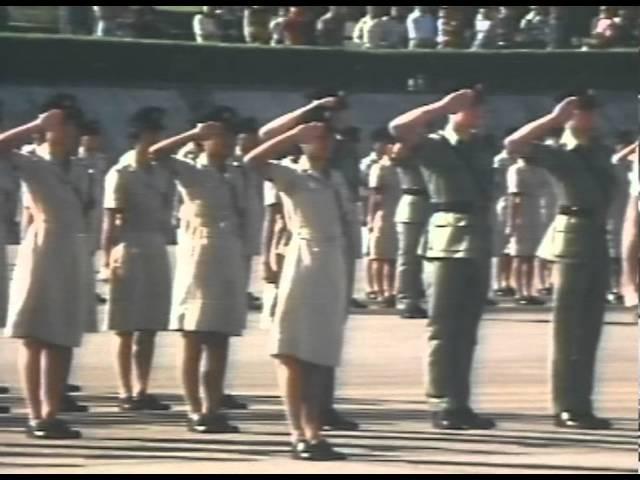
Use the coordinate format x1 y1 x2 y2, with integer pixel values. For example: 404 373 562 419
394 159 430 318
390 87 496 430
505 94 616 430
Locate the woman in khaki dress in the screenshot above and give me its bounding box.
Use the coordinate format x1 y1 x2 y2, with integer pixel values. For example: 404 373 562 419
1 107 94 439
0 158 15 414
246 118 353 462
148 112 247 434
366 151 401 307
102 107 173 412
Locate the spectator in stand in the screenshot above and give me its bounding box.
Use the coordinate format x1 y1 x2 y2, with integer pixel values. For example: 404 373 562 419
406 6 437 49
59 7 94 35
93 6 131 38
494 6 519 49
269 7 288 45
588 6 619 48
316 6 347 47
354 6 399 49
215 6 244 43
131 6 164 40
548 6 571 49
193 6 221 43
520 6 550 49
471 7 498 50
436 7 466 49
344 6 365 47
282 7 315 46
243 6 271 45
611 7 639 47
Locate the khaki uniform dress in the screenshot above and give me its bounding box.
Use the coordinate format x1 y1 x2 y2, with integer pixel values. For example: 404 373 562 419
368 157 401 260
168 156 247 335
5 147 95 347
103 151 173 332
259 160 357 367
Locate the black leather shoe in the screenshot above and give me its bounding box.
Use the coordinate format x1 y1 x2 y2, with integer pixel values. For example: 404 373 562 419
134 393 171 411
188 413 239 434
517 296 546 306
26 418 82 440
538 287 553 296
432 409 466 430
221 394 249 410
291 439 311 460
606 291 624 305
0 386 9 395
400 305 428 319
60 394 89 413
380 295 396 309
247 293 262 312
457 407 496 430
306 440 347 461
485 298 498 306
65 384 82 394
554 411 612 430
349 298 368 309
0 405 10 414
494 287 516 298
322 409 359 431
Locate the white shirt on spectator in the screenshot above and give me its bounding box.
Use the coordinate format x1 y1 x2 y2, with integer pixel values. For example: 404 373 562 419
406 9 437 42
193 14 220 43
354 15 398 48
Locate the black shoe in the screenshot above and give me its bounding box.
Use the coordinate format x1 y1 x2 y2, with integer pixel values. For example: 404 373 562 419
400 304 428 319
322 409 359 431
26 418 82 440
349 298 368 310
95 292 107 305
554 411 612 430
432 409 466 430
187 413 240 434
538 287 553 296
494 287 516 298
306 440 347 461
606 291 624 305
517 296 546 306
0 386 9 395
118 396 142 412
247 292 263 312
0 405 9 414
457 407 496 430
485 298 499 306
365 291 379 301
380 295 396 309
60 394 89 413
221 394 249 410
65 384 82 394
134 393 171 411
291 439 311 460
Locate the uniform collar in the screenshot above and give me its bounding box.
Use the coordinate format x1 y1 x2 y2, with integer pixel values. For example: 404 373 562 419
442 123 472 146
559 129 598 151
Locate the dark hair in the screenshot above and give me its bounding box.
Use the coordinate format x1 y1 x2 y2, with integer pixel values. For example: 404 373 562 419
236 117 259 135
303 88 349 111
371 127 394 144
129 106 166 140
196 105 239 134
80 119 102 137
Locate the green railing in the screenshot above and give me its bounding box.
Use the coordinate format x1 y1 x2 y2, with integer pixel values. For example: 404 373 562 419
0 34 636 93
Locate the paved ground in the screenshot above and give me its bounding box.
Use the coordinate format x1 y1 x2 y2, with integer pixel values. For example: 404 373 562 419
0 306 637 474
0 251 637 474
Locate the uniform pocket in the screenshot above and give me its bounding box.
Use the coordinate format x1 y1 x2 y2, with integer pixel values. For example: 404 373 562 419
550 215 594 259
428 212 474 255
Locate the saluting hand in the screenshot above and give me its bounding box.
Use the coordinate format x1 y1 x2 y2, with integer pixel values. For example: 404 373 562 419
38 109 65 131
442 89 475 114
294 122 327 144
194 121 223 141
551 97 579 125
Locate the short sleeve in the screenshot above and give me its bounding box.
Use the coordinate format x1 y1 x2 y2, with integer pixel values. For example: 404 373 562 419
261 161 299 194
506 165 524 194
524 142 568 173
368 162 384 189
264 181 280 207
103 166 125 210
